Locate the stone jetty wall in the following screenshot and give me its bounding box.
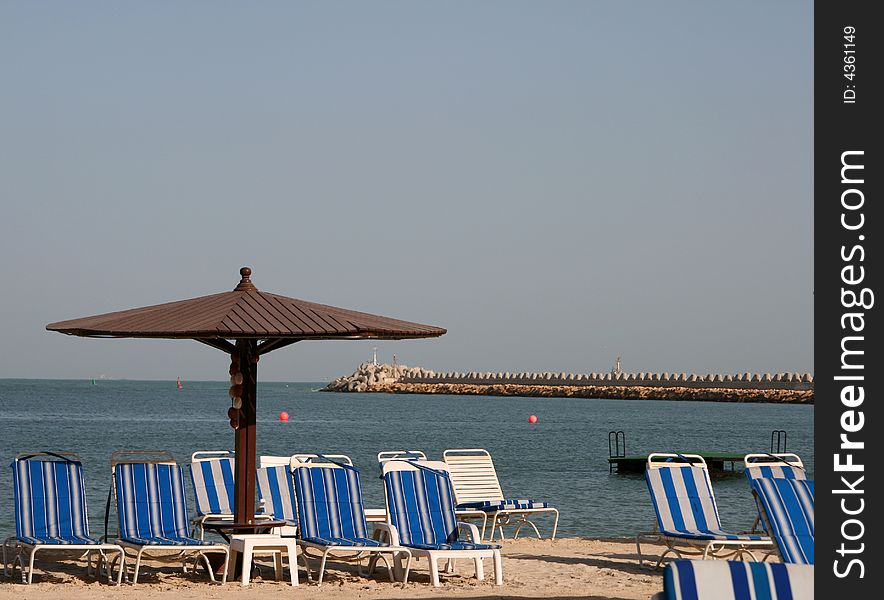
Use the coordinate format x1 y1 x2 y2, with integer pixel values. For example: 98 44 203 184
402 370 813 390
323 363 814 403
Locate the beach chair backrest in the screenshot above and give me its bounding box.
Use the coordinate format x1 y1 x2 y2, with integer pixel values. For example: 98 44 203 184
189 451 235 517
115 462 191 540
645 454 722 533
382 460 459 546
292 464 369 540
743 454 806 482
256 465 298 522
291 454 354 468
663 560 814 600
442 448 505 504
12 453 92 541
259 455 290 468
377 450 428 465
750 478 814 565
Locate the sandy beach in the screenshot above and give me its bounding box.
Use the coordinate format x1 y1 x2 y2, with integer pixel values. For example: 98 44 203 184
1 537 665 600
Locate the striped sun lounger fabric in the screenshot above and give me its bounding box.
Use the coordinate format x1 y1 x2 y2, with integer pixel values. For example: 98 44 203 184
750 478 814 564
663 560 814 600
292 464 383 547
12 456 97 545
256 465 298 524
646 464 766 541
115 462 208 545
745 465 806 482
457 499 550 511
189 457 235 517
383 466 499 551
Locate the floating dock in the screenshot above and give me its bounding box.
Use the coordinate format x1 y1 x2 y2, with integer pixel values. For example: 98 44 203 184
608 451 746 473
607 430 788 473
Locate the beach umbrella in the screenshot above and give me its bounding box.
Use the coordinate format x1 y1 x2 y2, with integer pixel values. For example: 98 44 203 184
47 267 446 521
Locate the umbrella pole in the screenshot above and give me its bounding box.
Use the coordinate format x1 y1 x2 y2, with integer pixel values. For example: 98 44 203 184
234 339 258 522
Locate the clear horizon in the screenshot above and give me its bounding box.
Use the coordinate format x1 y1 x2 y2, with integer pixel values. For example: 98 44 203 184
1 1 813 381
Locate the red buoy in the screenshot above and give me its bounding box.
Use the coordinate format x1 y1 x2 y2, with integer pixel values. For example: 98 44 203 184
279 411 290 422
528 415 538 424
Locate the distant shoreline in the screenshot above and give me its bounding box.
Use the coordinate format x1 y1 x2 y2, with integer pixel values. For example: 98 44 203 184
349 381 814 404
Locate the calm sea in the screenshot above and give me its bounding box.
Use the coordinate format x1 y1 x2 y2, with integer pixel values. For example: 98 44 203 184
0 379 813 539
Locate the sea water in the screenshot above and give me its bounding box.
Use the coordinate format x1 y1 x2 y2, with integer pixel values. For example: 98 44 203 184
0 379 813 539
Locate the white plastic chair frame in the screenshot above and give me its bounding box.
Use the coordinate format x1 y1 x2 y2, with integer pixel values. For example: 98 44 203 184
108 451 229 584
376 450 428 464
4 452 125 585
381 460 502 587
636 453 775 568
292 461 411 586
443 448 559 541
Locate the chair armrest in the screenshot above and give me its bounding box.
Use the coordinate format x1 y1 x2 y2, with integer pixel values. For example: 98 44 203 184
372 522 402 546
457 521 482 543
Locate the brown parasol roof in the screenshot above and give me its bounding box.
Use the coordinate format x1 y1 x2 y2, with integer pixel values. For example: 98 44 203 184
46 267 446 523
47 267 446 341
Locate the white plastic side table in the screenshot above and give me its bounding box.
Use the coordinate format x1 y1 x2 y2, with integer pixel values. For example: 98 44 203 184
227 534 299 586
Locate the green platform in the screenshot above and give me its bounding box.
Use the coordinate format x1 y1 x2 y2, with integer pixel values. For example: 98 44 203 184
608 451 746 473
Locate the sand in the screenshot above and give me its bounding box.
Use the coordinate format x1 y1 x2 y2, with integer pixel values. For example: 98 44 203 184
0 537 666 600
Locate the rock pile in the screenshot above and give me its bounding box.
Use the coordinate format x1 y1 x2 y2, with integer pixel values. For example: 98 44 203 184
323 363 435 393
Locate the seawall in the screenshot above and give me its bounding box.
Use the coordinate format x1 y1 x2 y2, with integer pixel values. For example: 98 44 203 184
322 363 814 404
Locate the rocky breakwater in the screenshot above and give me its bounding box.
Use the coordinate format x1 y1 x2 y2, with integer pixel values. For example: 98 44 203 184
323 365 814 404
323 362 435 393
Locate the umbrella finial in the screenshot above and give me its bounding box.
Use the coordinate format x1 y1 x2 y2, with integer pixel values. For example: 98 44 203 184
234 267 257 292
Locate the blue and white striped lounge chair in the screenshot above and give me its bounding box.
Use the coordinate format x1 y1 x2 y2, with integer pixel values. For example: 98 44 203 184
189 451 271 539
113 458 229 583
189 451 236 539
256 464 300 537
636 453 773 567
742 453 806 532
656 560 814 600
443 448 559 541
749 478 814 565
381 460 502 587
3 452 125 584
292 461 411 584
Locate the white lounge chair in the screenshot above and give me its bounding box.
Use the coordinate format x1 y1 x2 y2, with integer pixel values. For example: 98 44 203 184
111 452 229 584
292 461 411 584
443 448 559 541
637 453 773 568
381 460 502 587
4 452 125 584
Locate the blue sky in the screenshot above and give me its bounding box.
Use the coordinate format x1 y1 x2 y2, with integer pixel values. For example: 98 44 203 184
0 1 813 381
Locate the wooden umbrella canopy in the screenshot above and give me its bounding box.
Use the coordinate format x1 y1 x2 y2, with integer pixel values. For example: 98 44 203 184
46 267 446 521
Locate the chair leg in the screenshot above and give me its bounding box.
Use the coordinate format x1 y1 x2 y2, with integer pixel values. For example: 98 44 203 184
113 549 125 586
493 550 503 585
132 548 146 585
274 551 283 581
27 547 37 585
287 546 299 586
428 556 441 587
400 551 411 585
392 551 404 582
317 549 331 585
473 556 485 581
241 546 253 586
299 549 314 582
